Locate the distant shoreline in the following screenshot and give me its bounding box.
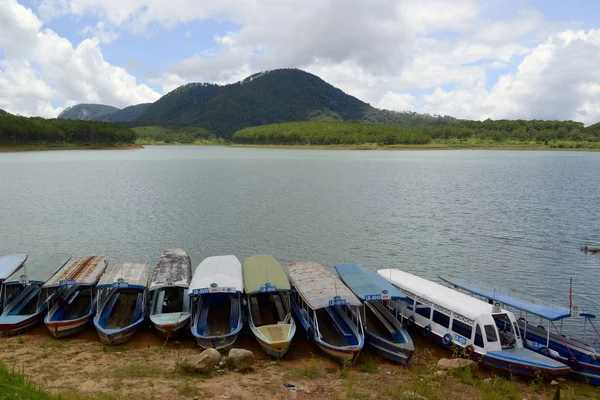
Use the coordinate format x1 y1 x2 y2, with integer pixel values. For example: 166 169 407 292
229 143 600 151
0 144 144 153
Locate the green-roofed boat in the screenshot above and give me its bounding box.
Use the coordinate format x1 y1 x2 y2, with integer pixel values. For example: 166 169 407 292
243 255 296 358
0 254 71 336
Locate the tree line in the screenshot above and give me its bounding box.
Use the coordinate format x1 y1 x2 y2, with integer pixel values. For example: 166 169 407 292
132 126 215 143
232 119 600 146
0 114 136 145
232 121 432 145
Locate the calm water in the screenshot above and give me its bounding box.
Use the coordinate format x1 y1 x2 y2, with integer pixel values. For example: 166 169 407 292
1 146 599 335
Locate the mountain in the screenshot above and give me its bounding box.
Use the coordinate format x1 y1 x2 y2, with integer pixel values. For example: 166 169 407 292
134 69 455 137
102 103 151 122
0 109 8 115
58 104 120 121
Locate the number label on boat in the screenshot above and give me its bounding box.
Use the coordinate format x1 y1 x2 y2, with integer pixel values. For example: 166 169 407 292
454 334 467 345
364 292 391 301
329 299 349 306
112 281 129 288
260 283 277 293
209 286 235 293
19 274 29 285
166 277 174 286
59 279 76 286
192 288 210 295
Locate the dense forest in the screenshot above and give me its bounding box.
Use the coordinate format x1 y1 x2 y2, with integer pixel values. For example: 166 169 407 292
232 119 600 146
0 114 136 145
233 121 432 145
133 126 215 143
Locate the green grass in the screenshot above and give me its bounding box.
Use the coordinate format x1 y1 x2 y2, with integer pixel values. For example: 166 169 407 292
0 362 51 400
359 360 377 373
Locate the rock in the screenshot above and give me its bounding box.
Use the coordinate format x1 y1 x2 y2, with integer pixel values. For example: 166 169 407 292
483 378 493 384
433 370 446 378
177 348 222 374
227 348 255 371
401 391 429 400
436 358 477 371
218 360 226 368
550 380 559 386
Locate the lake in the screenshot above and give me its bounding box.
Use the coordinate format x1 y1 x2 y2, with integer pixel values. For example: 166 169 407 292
1 146 599 335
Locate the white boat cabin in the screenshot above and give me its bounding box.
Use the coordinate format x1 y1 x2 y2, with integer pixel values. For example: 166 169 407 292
378 269 524 354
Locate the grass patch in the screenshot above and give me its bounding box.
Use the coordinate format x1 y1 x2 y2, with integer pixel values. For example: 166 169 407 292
359 360 377 373
302 362 323 379
176 378 207 398
0 362 51 399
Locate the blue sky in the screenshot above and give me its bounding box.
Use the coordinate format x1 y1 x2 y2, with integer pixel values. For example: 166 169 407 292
1 0 599 124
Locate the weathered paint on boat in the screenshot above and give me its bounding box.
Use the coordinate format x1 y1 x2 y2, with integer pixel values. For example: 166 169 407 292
150 312 190 337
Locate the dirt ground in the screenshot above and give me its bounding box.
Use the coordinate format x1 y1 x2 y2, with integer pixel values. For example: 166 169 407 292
1 323 599 400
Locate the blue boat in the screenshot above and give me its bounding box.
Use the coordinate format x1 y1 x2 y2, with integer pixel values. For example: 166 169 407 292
335 264 414 364
0 254 27 314
94 262 149 345
379 269 570 379
440 274 600 385
189 255 244 350
287 261 364 364
0 254 70 336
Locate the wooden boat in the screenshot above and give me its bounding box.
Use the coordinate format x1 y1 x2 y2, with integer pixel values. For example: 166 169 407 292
44 256 108 338
189 255 243 350
335 264 414 364
287 261 364 364
149 249 192 337
440 274 600 385
378 269 570 378
0 254 71 336
243 255 296 358
0 254 27 313
94 262 149 345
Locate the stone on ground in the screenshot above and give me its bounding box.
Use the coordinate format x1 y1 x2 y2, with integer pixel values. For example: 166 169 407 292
227 348 255 371
436 358 477 371
177 348 222 374
401 391 429 400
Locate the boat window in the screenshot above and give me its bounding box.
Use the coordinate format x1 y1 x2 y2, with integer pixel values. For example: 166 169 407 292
474 324 484 347
405 297 415 311
492 314 517 348
415 301 431 319
451 319 473 338
484 324 498 342
433 310 450 328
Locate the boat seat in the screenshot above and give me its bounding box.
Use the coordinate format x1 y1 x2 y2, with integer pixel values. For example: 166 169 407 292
230 297 239 330
325 307 352 337
10 286 39 315
366 302 396 335
250 296 262 325
273 294 286 322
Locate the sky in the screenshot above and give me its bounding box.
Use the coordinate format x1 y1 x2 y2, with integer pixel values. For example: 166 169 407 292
1 0 600 124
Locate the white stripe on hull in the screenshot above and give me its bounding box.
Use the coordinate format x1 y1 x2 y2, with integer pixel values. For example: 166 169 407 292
46 317 91 338
315 342 356 362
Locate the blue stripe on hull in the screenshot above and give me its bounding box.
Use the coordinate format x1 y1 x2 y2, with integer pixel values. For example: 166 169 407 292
365 331 412 364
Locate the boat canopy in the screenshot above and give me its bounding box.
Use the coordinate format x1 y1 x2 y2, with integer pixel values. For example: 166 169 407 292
334 263 405 301
43 256 108 288
243 255 290 294
189 255 242 295
0 254 27 281
149 249 192 291
98 262 149 290
5 254 71 285
287 261 361 310
439 274 596 321
378 269 497 322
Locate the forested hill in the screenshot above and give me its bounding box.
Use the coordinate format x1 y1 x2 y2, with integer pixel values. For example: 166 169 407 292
102 103 151 122
58 104 120 121
0 109 7 115
0 114 136 146
134 69 455 138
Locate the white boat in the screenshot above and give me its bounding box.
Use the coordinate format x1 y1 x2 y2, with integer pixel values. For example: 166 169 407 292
149 249 192 337
0 254 28 313
243 255 296 358
189 255 244 350
378 269 570 378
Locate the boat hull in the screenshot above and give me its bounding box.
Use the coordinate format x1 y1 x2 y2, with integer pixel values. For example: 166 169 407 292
45 313 93 338
250 323 296 358
193 331 240 351
0 312 45 336
150 312 190 337
94 318 144 346
315 339 361 364
365 330 413 364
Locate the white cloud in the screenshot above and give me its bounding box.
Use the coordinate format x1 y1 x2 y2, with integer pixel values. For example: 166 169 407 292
80 21 119 44
0 0 160 117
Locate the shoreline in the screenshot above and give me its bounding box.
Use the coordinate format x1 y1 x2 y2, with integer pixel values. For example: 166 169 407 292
1 324 598 399
230 143 600 151
0 144 144 153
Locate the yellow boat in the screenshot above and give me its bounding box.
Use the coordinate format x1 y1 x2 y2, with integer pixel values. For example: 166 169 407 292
243 255 296 358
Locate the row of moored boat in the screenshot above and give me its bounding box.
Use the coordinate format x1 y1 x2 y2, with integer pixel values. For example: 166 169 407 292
0 252 598 385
